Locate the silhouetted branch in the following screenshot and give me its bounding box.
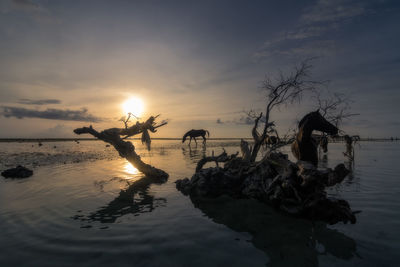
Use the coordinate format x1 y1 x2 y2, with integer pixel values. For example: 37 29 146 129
313 91 359 127
196 149 238 172
249 59 320 162
74 116 168 179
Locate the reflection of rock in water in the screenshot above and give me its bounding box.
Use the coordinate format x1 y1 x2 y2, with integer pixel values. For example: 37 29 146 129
73 176 167 224
181 146 206 164
191 196 357 267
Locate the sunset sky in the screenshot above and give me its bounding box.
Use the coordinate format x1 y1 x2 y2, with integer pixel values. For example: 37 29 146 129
0 0 399 138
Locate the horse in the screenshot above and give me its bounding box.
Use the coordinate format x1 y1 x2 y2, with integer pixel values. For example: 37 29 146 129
182 129 210 145
291 110 338 166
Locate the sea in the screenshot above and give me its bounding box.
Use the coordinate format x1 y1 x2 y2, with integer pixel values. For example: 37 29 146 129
0 140 399 267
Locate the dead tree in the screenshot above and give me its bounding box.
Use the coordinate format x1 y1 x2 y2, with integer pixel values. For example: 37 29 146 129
313 91 359 156
248 59 320 162
176 60 358 225
314 91 359 128
74 116 168 179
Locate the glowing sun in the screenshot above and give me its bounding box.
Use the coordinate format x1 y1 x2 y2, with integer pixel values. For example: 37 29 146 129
122 97 145 117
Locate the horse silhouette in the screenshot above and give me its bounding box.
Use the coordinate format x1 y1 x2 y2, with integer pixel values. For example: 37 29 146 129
182 129 210 145
291 110 338 166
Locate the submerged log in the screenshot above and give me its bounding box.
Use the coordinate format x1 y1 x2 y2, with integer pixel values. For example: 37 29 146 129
74 116 168 179
176 152 356 224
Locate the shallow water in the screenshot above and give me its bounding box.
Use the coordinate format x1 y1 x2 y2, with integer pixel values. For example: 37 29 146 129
0 140 399 266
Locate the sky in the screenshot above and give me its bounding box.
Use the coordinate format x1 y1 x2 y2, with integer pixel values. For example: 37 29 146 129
0 0 399 138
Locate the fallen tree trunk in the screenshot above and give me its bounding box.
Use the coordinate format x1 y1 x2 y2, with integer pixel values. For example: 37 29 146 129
195 149 238 172
74 118 168 179
176 152 357 224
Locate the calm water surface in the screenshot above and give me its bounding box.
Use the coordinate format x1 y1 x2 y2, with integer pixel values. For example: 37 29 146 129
0 140 399 266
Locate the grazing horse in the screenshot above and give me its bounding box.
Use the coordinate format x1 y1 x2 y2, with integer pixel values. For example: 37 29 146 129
182 129 210 145
291 110 338 166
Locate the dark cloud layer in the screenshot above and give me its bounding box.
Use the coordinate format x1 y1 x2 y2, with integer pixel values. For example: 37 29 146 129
17 98 61 105
1 106 103 122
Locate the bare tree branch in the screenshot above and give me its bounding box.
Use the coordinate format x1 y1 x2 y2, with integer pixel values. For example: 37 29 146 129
74 115 168 178
249 59 320 162
313 91 359 127
196 149 239 172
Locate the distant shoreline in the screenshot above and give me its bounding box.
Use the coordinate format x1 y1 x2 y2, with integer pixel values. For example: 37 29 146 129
0 137 397 142
0 137 253 142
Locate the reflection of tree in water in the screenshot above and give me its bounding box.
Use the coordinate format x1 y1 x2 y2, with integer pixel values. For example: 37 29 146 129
181 146 206 164
190 196 357 267
343 160 357 186
318 152 357 186
73 176 167 224
318 154 329 169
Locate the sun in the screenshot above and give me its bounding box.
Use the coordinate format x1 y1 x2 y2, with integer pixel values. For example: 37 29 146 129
122 97 145 117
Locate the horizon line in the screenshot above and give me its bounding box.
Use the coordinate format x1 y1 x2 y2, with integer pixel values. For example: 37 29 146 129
0 137 398 142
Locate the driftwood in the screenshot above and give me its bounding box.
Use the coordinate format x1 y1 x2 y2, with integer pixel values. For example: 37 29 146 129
73 116 168 179
195 149 239 172
176 152 357 224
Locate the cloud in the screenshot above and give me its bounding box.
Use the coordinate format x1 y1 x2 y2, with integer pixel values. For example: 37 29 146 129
218 115 267 126
285 25 333 40
33 124 74 138
234 116 255 125
9 0 58 24
255 39 336 59
255 0 371 60
17 98 61 105
300 0 366 24
1 106 104 122
12 0 39 10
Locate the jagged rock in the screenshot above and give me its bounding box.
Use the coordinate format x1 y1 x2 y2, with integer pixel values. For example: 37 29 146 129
1 165 33 178
176 152 356 224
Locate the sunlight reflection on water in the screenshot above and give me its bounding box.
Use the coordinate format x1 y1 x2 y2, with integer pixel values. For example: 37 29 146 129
123 162 139 179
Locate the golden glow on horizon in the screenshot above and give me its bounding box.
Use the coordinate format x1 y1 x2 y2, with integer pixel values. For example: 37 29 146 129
122 97 145 117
